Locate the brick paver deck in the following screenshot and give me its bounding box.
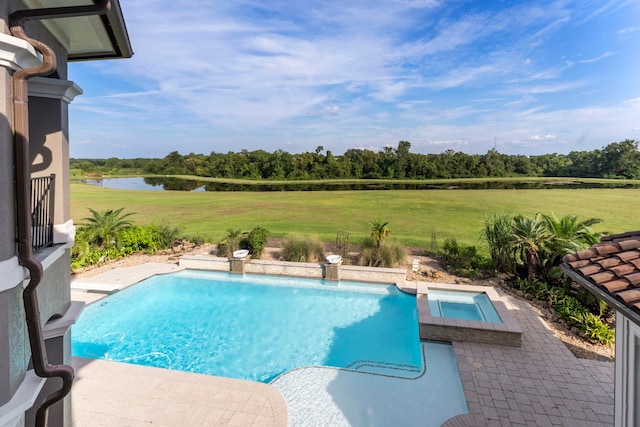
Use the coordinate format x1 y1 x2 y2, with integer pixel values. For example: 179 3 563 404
444 289 614 427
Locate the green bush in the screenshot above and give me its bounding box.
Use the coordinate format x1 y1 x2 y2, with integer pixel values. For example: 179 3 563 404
482 213 516 273
441 238 488 276
515 278 614 345
243 226 270 259
71 221 187 271
119 225 159 255
281 236 325 262
156 222 181 248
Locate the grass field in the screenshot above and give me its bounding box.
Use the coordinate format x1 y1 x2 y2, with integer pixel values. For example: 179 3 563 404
70 181 640 253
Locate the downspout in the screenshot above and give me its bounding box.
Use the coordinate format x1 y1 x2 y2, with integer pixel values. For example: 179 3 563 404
9 2 111 426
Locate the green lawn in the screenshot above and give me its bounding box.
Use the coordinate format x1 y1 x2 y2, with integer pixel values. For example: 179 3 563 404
71 182 640 251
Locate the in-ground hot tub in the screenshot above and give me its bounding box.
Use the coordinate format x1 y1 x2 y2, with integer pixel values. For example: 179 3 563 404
428 289 502 323
418 283 522 347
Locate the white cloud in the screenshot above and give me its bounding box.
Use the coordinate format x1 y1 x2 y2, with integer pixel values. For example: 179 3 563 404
578 52 616 63
69 0 639 158
618 26 640 34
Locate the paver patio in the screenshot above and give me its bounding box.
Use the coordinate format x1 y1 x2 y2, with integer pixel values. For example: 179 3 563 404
446 289 614 427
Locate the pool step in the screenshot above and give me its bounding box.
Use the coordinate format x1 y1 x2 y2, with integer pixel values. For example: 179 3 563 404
346 359 422 378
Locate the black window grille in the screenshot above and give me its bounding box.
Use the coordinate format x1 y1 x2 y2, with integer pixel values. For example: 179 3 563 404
30 174 55 252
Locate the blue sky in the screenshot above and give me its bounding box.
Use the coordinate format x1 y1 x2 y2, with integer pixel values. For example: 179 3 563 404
68 0 640 159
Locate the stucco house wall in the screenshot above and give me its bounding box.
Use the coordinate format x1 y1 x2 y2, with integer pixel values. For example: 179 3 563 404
0 2 131 426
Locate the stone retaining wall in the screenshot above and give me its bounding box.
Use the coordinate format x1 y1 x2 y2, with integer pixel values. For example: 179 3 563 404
178 255 406 285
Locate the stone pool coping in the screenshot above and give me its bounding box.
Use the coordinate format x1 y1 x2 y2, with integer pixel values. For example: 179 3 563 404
417 282 523 347
179 254 407 285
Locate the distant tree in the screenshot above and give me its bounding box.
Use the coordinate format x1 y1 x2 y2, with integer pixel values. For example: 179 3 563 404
395 141 411 178
600 139 640 179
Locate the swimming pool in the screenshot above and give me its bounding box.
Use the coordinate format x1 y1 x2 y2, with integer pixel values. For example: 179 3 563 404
72 270 423 383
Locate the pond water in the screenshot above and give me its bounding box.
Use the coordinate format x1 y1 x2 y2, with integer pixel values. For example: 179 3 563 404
76 176 640 192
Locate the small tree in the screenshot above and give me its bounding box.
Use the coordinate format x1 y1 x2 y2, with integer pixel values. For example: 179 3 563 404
370 220 390 248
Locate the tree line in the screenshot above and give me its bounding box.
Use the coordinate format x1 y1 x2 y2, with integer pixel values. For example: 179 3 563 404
71 139 640 180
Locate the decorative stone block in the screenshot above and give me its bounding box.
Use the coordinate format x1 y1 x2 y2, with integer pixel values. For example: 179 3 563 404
323 264 340 281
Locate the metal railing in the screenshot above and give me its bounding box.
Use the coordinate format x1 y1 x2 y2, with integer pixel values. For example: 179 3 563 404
30 174 55 252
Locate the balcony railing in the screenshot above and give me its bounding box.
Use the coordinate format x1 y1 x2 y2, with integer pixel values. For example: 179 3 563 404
31 174 55 253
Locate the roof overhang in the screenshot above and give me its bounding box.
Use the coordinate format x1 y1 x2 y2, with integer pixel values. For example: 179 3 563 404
19 0 133 61
561 263 640 328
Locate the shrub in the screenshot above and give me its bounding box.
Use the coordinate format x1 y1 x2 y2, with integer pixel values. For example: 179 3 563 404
156 222 181 249
281 236 325 262
359 240 406 268
441 238 488 276
217 229 242 257
515 278 614 345
482 213 515 273
184 235 206 246
243 226 270 259
361 236 377 249
119 225 159 255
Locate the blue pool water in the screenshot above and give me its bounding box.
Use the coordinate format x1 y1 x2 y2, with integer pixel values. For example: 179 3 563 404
428 289 502 323
72 270 423 383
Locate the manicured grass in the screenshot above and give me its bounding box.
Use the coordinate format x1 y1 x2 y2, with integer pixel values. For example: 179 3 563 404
71 182 640 252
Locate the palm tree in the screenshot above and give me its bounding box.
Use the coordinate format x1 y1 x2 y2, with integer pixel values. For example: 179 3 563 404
539 213 602 252
81 207 134 248
511 214 551 280
218 228 243 257
370 220 390 248
539 213 603 278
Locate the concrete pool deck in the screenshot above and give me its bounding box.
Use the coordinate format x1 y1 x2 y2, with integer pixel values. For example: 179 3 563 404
70 263 614 426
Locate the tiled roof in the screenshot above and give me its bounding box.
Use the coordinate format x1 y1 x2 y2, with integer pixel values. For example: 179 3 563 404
563 231 640 316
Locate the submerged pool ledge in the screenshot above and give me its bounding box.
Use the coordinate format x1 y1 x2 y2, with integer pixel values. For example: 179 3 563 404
417 282 523 347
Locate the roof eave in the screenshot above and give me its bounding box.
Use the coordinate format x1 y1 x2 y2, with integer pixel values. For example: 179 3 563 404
69 0 133 61
561 263 640 328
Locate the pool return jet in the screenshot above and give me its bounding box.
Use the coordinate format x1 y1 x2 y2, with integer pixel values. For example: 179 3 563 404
10 2 112 426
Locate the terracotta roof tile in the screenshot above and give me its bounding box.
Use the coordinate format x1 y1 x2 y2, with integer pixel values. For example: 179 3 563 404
600 279 631 293
617 251 640 262
594 244 621 256
619 239 640 251
625 273 640 286
610 264 637 277
603 230 640 242
616 289 640 304
597 257 622 268
573 248 599 260
567 259 592 268
562 231 640 321
590 272 617 284
578 264 602 276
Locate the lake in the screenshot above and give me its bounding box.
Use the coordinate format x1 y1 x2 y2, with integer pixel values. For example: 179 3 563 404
75 177 640 192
